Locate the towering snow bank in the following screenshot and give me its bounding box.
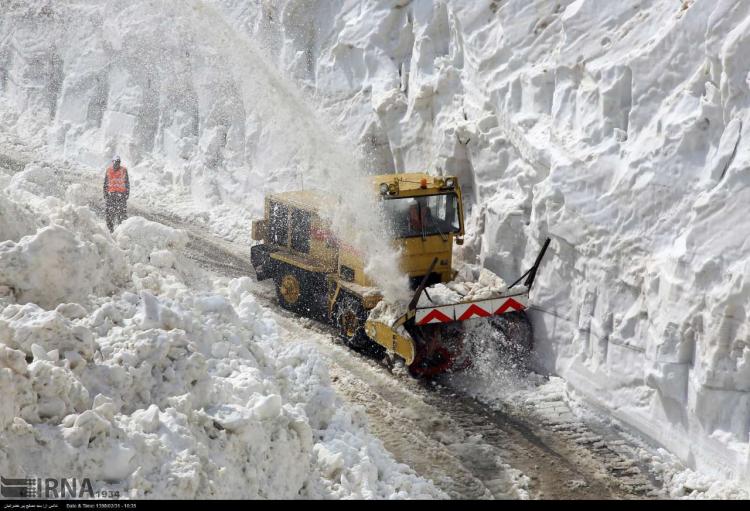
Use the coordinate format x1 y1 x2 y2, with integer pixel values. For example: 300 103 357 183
2 0 749 487
208 0 750 483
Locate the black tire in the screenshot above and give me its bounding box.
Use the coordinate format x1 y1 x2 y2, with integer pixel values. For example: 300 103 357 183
250 244 275 281
333 294 385 359
273 263 325 319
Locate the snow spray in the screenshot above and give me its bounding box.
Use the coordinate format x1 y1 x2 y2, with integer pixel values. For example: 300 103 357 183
189 2 411 302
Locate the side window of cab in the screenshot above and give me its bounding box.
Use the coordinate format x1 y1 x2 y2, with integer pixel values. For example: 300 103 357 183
290 208 311 254
269 201 289 246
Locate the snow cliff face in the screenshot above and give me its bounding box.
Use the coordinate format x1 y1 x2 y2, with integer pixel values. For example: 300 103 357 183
222 0 750 480
1 0 749 483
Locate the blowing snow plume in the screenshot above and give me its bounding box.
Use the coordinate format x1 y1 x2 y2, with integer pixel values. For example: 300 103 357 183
193 2 412 301
190 3 412 302
0 0 412 302
322 186 412 305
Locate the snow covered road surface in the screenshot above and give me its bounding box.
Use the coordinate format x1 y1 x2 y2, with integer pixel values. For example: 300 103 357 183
121 192 674 499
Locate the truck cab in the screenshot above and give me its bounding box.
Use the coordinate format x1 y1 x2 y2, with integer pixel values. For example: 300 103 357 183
370 173 465 288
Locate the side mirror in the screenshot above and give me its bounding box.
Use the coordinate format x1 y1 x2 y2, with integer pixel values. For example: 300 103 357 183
455 236 464 245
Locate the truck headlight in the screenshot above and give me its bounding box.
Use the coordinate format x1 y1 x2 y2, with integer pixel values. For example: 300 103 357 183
445 178 455 188
380 183 389 195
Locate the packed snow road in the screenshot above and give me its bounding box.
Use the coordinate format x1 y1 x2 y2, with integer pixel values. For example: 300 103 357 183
112 203 665 500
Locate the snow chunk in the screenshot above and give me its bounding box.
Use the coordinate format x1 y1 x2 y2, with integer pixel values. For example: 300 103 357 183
0 191 42 242
417 266 509 307
149 249 176 269
114 217 188 265
132 405 161 433
0 303 95 360
205 404 254 432
0 224 128 309
251 394 282 420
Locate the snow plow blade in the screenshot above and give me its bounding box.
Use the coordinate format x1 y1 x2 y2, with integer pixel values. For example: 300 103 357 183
364 238 551 377
365 290 530 377
364 317 416 365
414 289 529 325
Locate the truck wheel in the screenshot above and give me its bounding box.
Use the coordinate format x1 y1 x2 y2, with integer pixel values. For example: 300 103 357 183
275 269 302 312
273 264 326 319
334 294 385 359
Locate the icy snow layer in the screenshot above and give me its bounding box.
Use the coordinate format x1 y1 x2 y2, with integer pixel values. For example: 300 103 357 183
2 0 750 488
202 0 750 485
0 184 443 499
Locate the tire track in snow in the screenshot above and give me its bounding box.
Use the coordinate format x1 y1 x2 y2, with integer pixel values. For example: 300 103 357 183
119 206 508 498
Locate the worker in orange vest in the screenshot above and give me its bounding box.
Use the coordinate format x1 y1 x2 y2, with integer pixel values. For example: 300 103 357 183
408 197 432 233
103 155 130 232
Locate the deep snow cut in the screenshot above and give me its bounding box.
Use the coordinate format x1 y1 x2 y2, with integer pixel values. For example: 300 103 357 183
1 0 749 490
0 0 411 305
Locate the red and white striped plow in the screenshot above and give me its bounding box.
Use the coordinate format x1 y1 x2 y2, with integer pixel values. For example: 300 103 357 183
415 294 528 326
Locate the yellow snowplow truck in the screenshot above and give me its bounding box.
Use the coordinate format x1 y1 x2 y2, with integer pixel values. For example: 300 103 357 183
250 173 550 377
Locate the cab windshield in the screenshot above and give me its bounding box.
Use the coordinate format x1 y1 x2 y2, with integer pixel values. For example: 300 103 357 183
382 193 460 238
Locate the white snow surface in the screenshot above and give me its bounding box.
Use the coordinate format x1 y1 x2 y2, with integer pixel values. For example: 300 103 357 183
2 0 750 492
419 265 510 306
0 178 444 498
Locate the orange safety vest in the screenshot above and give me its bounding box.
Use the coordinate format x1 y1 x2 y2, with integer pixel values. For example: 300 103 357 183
106 166 128 193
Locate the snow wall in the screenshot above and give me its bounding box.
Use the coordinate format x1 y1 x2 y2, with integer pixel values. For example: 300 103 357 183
1 0 749 483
